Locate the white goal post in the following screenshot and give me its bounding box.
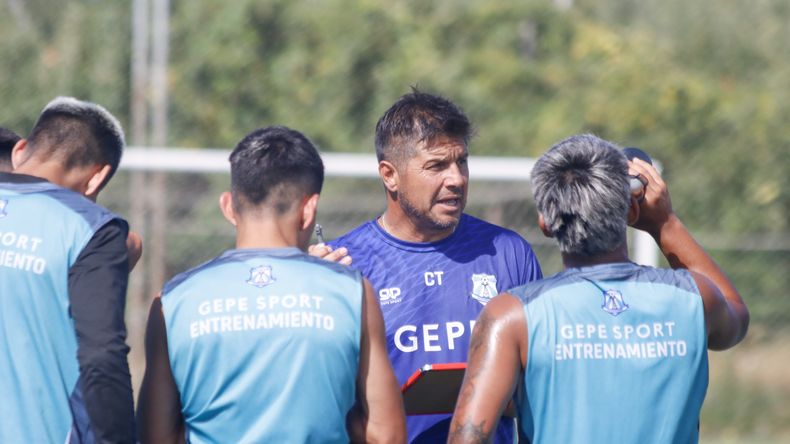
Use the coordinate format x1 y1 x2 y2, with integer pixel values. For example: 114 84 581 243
120 147 659 266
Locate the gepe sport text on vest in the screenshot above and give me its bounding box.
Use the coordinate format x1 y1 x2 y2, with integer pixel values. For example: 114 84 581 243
197 295 324 314
189 295 334 338
0 230 46 275
555 322 689 361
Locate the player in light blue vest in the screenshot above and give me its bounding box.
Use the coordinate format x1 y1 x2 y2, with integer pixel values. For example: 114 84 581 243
319 89 542 443
450 134 749 443
0 97 135 443
136 126 406 444
2 122 143 269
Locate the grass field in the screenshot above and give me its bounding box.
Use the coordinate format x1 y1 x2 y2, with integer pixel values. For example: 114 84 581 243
700 327 790 443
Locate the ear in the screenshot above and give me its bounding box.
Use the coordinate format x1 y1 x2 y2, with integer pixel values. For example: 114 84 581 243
300 193 319 232
627 196 641 226
538 213 553 238
84 164 113 201
378 160 399 193
219 191 238 226
11 139 28 170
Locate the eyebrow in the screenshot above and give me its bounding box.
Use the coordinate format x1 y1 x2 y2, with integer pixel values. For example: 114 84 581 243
423 146 468 158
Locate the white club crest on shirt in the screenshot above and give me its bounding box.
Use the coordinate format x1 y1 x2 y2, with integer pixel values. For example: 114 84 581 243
246 265 275 288
0 199 8 218
471 273 498 305
601 289 629 316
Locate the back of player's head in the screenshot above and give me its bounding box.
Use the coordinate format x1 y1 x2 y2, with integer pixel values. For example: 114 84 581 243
531 134 630 257
25 97 125 187
375 88 472 165
229 126 324 214
0 127 21 172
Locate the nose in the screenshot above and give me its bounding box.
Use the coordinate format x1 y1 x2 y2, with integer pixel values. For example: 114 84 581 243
444 162 468 190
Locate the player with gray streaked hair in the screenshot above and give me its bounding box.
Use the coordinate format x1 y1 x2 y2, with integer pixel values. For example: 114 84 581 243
1 97 136 443
530 133 631 256
449 134 749 444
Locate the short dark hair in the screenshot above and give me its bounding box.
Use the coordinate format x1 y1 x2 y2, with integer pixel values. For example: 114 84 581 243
229 126 324 214
375 88 473 165
26 97 125 187
0 127 21 171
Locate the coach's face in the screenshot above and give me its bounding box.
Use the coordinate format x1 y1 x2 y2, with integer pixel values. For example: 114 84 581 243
396 135 468 236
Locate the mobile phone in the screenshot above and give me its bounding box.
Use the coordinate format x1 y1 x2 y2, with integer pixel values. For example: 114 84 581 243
623 147 652 196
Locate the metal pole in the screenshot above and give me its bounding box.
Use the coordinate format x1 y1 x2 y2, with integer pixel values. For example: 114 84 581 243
148 0 170 297
128 0 151 395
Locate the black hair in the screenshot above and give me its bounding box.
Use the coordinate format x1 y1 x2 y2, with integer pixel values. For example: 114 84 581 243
229 126 324 214
374 88 473 165
26 97 125 187
0 127 21 171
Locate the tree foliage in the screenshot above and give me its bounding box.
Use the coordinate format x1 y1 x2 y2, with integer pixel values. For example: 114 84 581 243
2 0 785 234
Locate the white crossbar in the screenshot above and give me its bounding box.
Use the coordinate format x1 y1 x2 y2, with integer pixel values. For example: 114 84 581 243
121 147 535 181
120 146 657 265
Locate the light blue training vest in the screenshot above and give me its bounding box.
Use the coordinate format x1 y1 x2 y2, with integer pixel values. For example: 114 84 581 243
161 248 364 443
510 262 708 444
0 180 121 443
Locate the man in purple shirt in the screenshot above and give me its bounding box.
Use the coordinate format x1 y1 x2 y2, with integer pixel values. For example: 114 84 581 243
324 89 543 443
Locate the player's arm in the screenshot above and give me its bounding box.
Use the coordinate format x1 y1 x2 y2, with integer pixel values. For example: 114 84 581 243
448 293 526 444
137 296 185 444
629 158 749 350
126 230 143 271
68 219 135 443
347 279 406 444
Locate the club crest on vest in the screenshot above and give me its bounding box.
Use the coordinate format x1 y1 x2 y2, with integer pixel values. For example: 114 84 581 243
471 273 498 305
246 265 275 288
601 289 629 316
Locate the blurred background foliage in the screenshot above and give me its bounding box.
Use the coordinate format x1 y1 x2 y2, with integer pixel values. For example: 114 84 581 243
2 0 787 234
1 0 788 441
